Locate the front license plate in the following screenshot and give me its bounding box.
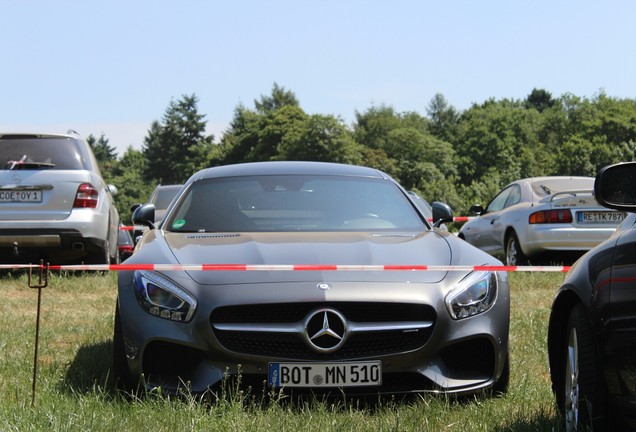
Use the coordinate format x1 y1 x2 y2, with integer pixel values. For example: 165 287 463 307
577 211 625 223
268 361 382 388
0 190 42 203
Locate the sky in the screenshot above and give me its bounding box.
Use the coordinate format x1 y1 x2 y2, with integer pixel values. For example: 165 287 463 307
2 1 635 156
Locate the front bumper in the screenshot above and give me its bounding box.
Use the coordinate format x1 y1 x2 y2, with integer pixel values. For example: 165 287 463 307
117 273 510 396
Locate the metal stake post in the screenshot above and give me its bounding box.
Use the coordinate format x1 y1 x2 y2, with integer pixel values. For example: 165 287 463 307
28 261 49 407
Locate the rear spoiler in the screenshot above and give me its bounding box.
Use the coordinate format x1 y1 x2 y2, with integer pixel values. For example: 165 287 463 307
550 189 593 202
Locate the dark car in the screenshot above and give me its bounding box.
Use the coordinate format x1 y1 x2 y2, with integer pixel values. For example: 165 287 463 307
117 227 134 262
147 184 183 225
548 162 636 431
113 161 510 397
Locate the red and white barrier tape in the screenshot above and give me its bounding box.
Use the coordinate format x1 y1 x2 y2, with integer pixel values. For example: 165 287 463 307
8 263 571 272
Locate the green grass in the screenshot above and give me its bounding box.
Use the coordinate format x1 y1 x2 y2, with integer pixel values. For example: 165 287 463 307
0 271 565 431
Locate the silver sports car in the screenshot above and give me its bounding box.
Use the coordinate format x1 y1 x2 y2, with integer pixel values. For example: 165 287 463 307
113 161 510 397
458 176 625 265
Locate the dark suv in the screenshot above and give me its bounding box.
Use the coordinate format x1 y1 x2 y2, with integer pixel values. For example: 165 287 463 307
0 132 120 264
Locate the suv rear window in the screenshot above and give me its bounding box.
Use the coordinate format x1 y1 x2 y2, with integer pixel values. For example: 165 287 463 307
0 137 87 170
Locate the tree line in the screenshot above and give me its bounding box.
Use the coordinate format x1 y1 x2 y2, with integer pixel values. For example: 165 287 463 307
89 84 636 224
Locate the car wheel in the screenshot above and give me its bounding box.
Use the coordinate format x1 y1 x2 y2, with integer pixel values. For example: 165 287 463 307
505 232 527 266
112 302 134 393
85 239 110 265
562 304 606 431
110 242 120 265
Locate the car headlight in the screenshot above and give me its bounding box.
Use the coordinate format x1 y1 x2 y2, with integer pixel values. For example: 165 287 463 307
133 270 197 322
445 271 497 320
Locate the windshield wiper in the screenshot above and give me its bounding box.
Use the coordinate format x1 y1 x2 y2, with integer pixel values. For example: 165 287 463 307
8 161 56 170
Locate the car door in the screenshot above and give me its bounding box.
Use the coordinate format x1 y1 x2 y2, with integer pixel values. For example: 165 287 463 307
607 215 636 348
464 185 514 253
482 185 523 255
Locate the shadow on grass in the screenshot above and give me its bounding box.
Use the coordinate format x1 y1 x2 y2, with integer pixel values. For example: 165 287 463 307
61 339 115 397
59 342 564 431
493 412 561 432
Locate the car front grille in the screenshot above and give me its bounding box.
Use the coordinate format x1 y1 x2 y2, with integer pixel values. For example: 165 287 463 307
210 302 436 360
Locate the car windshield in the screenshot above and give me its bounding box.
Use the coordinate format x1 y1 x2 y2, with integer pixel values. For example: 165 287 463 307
166 175 426 232
0 137 86 170
531 178 594 196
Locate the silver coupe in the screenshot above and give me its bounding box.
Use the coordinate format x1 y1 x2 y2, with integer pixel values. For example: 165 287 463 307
113 161 510 397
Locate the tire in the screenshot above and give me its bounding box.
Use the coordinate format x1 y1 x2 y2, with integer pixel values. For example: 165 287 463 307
505 232 527 266
85 240 110 265
561 304 606 431
112 302 135 393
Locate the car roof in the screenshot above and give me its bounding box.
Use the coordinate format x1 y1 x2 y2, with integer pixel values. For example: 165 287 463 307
0 132 80 140
189 161 391 182
522 176 593 184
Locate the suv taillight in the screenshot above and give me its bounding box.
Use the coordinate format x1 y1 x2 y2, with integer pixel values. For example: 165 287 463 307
528 209 573 224
74 183 99 208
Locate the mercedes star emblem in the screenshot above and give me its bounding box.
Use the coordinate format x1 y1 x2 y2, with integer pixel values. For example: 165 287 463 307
304 309 348 353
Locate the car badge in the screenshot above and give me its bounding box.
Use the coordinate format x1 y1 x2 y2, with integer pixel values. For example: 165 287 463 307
11 174 22 184
304 309 348 353
317 282 331 290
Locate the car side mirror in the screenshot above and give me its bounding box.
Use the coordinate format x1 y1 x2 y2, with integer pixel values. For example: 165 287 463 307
108 184 118 196
595 162 636 211
469 204 485 215
432 201 453 227
132 203 156 229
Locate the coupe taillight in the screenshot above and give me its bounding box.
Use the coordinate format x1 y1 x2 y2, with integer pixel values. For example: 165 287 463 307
73 183 99 208
528 209 573 224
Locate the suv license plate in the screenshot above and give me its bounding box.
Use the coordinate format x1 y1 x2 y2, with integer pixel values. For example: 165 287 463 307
0 190 42 203
268 361 382 388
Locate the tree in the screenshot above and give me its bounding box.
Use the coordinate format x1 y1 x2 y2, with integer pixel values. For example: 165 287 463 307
254 82 299 114
220 85 309 164
109 147 154 224
87 133 118 163
426 93 459 142
525 88 556 113
353 104 403 151
276 114 362 164
87 133 118 181
142 94 214 184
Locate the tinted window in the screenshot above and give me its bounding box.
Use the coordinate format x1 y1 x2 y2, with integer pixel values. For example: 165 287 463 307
167 175 425 232
0 138 86 170
152 187 181 209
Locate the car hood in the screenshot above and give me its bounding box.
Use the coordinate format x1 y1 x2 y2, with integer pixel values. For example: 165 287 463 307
139 231 453 285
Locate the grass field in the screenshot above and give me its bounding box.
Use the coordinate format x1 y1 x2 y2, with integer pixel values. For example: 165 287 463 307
0 271 565 431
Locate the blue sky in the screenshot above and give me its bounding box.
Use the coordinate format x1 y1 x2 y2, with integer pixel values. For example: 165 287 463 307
2 1 635 156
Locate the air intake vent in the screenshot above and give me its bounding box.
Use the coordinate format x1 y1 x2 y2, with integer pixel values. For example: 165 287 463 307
371 233 418 238
185 233 241 239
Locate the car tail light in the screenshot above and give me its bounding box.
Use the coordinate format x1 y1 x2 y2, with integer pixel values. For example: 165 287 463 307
119 245 134 253
528 209 573 224
73 183 99 208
